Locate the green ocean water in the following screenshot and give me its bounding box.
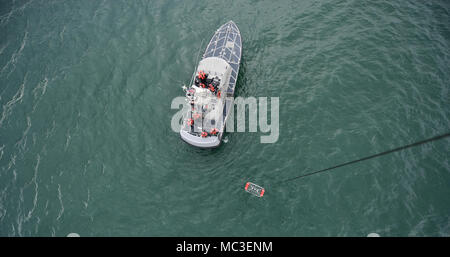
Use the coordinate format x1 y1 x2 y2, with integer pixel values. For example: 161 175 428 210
0 0 449 236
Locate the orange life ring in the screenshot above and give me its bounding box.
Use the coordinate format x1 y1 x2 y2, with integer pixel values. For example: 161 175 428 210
201 131 208 138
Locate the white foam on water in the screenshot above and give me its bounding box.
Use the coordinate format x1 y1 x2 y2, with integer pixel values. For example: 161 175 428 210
0 76 26 127
56 184 64 221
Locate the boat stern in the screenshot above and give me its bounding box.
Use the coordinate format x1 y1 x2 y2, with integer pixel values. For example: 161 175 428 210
180 130 222 148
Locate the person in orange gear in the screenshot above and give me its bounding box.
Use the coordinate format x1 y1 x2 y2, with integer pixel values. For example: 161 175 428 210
198 71 207 81
210 128 219 135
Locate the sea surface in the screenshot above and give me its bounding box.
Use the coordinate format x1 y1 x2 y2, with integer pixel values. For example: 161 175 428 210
0 0 449 236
